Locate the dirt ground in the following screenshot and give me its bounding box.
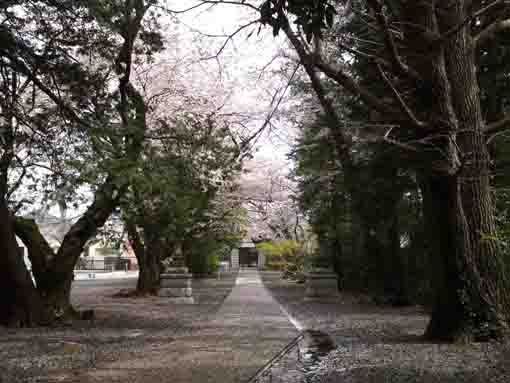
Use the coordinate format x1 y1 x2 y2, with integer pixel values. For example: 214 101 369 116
0 273 238 383
260 272 510 383
2 271 510 383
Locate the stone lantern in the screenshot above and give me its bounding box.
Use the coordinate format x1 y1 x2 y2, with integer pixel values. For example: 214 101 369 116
159 242 194 303
304 241 339 300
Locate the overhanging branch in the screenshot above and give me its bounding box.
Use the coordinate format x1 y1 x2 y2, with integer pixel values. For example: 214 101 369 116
440 0 508 42
276 11 354 167
376 63 427 129
474 18 510 47
366 0 420 80
13 217 54 286
484 115 510 139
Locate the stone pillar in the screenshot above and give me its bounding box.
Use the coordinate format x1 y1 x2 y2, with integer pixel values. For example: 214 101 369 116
230 248 239 269
304 242 339 300
257 249 266 269
304 267 339 300
159 242 194 303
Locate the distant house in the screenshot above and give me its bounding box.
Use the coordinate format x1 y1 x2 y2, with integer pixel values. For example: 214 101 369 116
79 240 137 271
229 237 266 269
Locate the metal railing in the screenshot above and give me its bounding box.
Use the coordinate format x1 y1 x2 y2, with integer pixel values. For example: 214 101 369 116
246 332 305 383
75 257 132 271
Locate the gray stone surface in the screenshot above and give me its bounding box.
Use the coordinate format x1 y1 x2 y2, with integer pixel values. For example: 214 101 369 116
304 269 339 300
44 269 297 383
230 248 239 269
160 269 193 299
176 269 299 382
158 287 193 298
2 271 299 383
160 276 192 287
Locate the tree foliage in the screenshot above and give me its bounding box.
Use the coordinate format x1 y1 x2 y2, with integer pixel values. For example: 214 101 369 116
0 0 163 324
259 0 510 341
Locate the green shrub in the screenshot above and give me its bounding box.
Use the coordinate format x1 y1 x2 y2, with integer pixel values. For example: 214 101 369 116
257 240 307 280
189 251 219 275
266 260 286 270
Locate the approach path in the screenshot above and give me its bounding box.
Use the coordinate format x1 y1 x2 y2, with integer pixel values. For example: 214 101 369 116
88 269 299 382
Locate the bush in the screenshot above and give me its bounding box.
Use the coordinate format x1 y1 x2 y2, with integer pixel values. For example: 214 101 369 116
266 260 286 270
257 240 307 280
189 251 219 275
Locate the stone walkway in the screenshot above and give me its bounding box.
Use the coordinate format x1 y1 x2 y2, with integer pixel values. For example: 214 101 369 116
88 269 299 383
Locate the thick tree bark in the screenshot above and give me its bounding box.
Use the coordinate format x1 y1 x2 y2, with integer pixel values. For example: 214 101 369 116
421 170 509 341
0 0 150 324
136 249 160 293
398 1 510 341
126 221 161 293
422 3 510 341
420 174 469 339
0 84 44 325
14 179 121 319
14 217 56 290
0 198 44 326
138 231 162 293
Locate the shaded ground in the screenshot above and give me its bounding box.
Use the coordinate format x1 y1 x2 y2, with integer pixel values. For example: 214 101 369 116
3 270 509 383
0 272 238 383
0 270 299 383
260 271 510 383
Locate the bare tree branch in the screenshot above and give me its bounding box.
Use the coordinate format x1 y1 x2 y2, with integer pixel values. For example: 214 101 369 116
202 19 260 60
366 0 420 80
484 114 510 137
241 62 300 155
376 63 427 128
441 0 509 42
0 49 91 129
163 0 259 14
274 11 394 118
474 18 510 47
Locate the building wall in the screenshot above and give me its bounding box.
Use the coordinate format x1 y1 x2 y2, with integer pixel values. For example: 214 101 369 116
79 242 138 270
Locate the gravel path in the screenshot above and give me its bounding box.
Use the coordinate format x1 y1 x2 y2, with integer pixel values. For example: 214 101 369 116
260 272 510 383
174 269 298 382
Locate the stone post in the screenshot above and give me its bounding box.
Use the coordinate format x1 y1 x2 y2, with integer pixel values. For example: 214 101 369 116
230 248 239 269
159 242 194 303
304 241 339 300
304 267 339 300
257 248 266 270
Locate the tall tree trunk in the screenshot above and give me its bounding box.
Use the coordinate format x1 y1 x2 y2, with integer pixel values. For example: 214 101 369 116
399 1 510 341
1 0 149 324
421 170 509 341
0 197 44 326
419 2 510 342
138 231 162 292
137 250 160 293
14 179 121 319
126 221 161 293
0 101 44 325
421 174 469 339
